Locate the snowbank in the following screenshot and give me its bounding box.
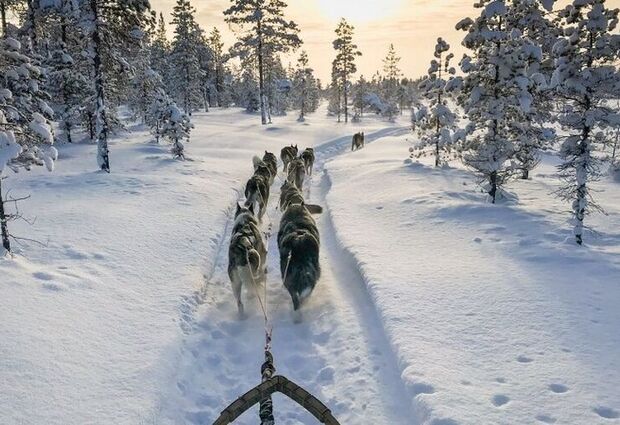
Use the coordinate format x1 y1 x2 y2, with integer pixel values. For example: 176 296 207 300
325 135 620 424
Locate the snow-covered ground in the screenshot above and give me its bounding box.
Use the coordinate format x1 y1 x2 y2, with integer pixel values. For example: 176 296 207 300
2 106 619 425
325 136 620 424
0 107 406 424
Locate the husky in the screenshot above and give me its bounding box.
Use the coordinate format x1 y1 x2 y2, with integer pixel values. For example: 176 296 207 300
286 158 306 189
262 151 278 181
277 203 321 312
228 203 267 317
279 180 323 214
352 132 365 151
244 173 270 221
280 145 298 173
252 152 277 186
300 148 315 176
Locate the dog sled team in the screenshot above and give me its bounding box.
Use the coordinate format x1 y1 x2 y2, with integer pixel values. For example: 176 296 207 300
228 131 364 320
228 145 320 319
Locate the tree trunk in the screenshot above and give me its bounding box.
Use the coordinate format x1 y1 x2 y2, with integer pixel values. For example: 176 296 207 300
343 72 348 123
60 20 72 144
0 178 11 252
1 0 7 39
489 170 498 204
257 20 267 125
91 0 110 172
521 169 529 180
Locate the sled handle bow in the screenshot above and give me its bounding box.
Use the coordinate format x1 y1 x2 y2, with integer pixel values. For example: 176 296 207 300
212 375 340 425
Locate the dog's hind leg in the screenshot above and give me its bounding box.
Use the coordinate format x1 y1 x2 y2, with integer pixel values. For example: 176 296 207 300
231 271 245 319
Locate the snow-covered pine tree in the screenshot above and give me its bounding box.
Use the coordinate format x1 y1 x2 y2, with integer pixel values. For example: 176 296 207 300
150 12 170 86
352 74 368 119
412 37 461 167
327 62 342 121
41 0 90 144
456 0 545 203
291 50 319 121
233 66 261 112
505 0 558 179
551 0 620 245
79 0 152 172
161 101 192 159
207 27 227 107
146 88 169 143
224 0 301 125
332 18 361 123
169 0 203 115
1 36 57 252
381 43 401 120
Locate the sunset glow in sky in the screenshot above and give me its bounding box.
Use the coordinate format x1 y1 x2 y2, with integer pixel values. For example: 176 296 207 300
150 0 619 81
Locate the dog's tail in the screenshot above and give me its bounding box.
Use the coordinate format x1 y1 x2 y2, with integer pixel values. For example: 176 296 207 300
252 155 263 171
281 231 320 310
304 204 323 214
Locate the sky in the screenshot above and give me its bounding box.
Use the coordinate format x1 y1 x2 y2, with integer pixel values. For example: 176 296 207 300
149 0 620 82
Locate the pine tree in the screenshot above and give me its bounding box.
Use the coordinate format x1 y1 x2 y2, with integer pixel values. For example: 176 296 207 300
224 0 302 125
80 0 152 172
352 74 368 119
412 38 462 167
162 100 192 159
456 0 545 203
1 36 57 252
207 27 226 107
292 50 318 121
332 18 361 123
150 13 170 87
551 0 620 245
170 0 203 115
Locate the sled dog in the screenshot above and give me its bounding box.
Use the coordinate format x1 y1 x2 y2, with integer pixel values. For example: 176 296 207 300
300 147 315 176
280 145 298 172
352 132 365 151
244 173 270 221
279 180 323 214
277 203 321 311
252 152 277 186
286 158 306 189
228 203 267 317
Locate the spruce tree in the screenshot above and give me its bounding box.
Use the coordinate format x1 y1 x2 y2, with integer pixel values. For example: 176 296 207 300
551 0 620 244
170 0 203 115
292 50 318 121
79 0 152 172
412 38 462 167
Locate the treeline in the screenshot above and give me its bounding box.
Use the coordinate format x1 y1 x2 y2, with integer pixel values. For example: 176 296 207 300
411 0 620 245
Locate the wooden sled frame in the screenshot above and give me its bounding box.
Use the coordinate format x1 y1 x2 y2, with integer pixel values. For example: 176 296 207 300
212 375 341 425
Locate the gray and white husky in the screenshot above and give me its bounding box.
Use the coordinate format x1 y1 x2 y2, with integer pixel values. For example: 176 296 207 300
244 172 270 221
280 145 298 173
300 147 315 176
352 132 365 151
277 203 321 312
279 180 323 214
228 203 267 317
286 158 306 189
253 151 277 186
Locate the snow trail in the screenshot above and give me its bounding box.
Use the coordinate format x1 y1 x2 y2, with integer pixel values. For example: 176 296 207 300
165 127 413 424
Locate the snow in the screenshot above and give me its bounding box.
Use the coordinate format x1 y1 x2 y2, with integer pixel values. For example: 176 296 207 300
2 104 619 425
0 106 408 424
325 135 620 425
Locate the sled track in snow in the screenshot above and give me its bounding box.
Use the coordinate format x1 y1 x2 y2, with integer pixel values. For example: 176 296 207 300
169 126 414 424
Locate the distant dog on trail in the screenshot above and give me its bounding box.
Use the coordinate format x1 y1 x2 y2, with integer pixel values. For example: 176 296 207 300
352 132 365 151
245 173 270 221
228 203 267 317
300 148 315 176
286 158 306 189
277 203 321 313
253 151 277 185
280 145 298 173
280 180 323 214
